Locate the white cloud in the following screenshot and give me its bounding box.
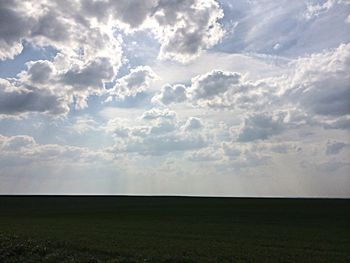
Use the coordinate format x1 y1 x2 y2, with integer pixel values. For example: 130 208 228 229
284 43 350 117
141 108 177 121
107 66 156 102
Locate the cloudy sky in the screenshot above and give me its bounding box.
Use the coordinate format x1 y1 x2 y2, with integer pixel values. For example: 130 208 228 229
0 0 349 197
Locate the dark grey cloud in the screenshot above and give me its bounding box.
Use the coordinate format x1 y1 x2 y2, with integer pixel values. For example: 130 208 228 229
26 60 55 84
0 0 34 60
30 10 71 42
61 57 114 90
0 79 69 116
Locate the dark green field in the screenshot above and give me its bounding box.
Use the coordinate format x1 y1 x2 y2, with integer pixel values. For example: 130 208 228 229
0 196 349 262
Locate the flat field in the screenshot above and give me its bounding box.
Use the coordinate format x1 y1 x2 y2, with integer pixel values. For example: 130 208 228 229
0 196 349 262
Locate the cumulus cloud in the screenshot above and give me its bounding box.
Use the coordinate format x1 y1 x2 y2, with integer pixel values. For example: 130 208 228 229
61 57 115 91
81 0 159 29
0 0 122 63
154 0 224 62
285 43 350 117
152 84 187 105
141 108 176 120
106 108 207 155
0 0 226 117
237 113 284 142
25 60 56 84
0 0 34 60
83 0 225 62
0 78 69 116
2 0 224 63
107 66 156 102
175 69 276 110
189 70 242 100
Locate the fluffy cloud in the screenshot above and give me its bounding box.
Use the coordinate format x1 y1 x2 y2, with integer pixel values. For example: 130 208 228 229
0 78 69 116
190 70 242 100
0 0 34 60
60 57 115 91
237 114 284 142
158 43 350 139
0 0 126 114
152 84 187 105
0 0 122 63
154 0 224 62
107 66 156 102
106 108 207 155
81 0 159 29
83 0 225 62
141 108 176 120
285 43 350 117
0 0 225 117
18 0 224 64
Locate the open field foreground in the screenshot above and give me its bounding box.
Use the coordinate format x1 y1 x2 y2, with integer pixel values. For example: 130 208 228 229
0 196 349 262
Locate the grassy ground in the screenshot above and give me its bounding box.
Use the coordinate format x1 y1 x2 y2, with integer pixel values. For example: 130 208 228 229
0 196 349 262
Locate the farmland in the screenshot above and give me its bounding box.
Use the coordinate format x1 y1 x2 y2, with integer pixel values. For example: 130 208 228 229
0 196 349 262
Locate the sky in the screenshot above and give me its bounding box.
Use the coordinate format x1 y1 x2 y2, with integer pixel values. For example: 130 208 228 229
0 0 349 197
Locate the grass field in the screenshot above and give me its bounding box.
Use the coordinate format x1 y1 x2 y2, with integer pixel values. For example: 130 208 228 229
0 196 349 262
